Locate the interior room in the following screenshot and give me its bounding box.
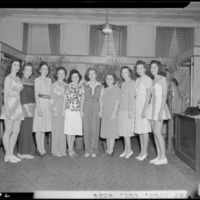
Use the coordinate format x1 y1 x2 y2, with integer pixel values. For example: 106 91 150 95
0 3 200 198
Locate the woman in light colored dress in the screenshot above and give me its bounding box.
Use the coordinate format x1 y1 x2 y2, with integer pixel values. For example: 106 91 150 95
64 69 84 158
134 60 152 161
50 67 67 157
33 61 52 157
0 59 24 163
147 60 171 165
118 66 136 159
81 68 103 158
100 73 120 157
18 63 35 159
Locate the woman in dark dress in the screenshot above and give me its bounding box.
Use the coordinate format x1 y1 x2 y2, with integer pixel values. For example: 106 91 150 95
17 63 36 159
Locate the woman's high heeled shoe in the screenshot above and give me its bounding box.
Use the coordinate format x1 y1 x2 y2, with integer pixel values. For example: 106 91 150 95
154 158 168 165
107 152 114 157
125 151 134 159
35 150 44 157
12 155 21 162
72 151 78 156
4 156 18 163
137 154 148 161
135 155 141 160
119 151 126 158
68 151 75 158
149 157 159 164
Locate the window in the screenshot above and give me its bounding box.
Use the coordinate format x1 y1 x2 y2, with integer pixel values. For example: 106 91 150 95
89 25 127 56
23 23 60 55
156 27 194 58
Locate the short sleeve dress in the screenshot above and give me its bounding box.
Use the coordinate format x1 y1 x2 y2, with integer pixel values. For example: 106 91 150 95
33 77 52 132
100 86 120 139
50 81 67 156
64 82 84 136
0 75 24 121
118 79 136 137
147 82 171 121
134 75 152 134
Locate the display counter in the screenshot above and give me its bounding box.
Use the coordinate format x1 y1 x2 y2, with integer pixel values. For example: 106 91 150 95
175 114 200 172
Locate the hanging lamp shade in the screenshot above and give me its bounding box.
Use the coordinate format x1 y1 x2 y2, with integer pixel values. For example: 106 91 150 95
99 9 114 34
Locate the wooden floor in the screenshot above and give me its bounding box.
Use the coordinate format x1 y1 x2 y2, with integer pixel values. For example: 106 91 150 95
0 135 199 198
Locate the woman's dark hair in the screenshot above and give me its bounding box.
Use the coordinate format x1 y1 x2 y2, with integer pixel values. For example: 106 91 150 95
149 60 166 76
104 73 118 88
19 62 33 78
54 66 67 81
36 61 50 76
171 78 179 87
120 66 134 81
6 58 21 77
134 60 149 77
84 67 97 82
67 69 82 84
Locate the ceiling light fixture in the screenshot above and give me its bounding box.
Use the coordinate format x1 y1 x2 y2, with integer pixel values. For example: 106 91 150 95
102 9 113 34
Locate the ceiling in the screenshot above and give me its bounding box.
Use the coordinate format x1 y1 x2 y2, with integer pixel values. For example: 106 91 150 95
1 3 200 24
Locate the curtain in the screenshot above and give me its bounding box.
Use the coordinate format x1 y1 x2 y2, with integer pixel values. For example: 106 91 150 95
185 28 194 50
89 25 96 55
23 23 29 54
97 30 106 56
89 25 127 56
113 28 120 56
163 28 174 57
89 25 105 56
156 27 174 57
48 24 60 55
121 27 127 56
156 27 194 58
176 28 186 55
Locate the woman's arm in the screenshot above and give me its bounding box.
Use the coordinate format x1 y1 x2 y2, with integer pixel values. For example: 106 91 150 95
98 86 104 118
34 78 42 116
111 88 120 119
80 85 85 118
158 77 168 119
111 100 119 120
142 79 152 118
62 84 68 117
3 77 11 118
128 81 135 117
142 88 151 118
49 83 55 112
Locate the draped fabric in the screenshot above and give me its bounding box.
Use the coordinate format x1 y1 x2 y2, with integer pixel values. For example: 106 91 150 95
48 24 60 54
24 23 60 54
90 25 127 56
176 28 186 55
23 23 29 54
156 27 194 58
89 26 105 56
97 30 106 56
113 29 120 56
156 27 174 57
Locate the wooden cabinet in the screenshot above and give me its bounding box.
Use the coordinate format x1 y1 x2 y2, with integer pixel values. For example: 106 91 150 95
175 114 200 172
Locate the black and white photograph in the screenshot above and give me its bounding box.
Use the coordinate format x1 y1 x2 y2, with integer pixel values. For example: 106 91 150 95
0 2 200 199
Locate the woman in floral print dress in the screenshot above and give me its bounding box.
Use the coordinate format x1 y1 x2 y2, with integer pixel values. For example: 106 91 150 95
64 69 84 158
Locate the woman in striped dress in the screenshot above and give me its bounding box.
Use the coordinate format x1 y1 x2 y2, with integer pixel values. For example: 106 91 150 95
147 60 171 165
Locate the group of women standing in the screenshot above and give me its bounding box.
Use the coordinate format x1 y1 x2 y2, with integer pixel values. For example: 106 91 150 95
0 58 171 166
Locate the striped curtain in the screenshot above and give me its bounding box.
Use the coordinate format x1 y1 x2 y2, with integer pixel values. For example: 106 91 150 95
156 27 194 58
89 25 127 56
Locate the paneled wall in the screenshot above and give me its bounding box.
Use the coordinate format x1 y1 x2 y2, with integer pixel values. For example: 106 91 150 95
0 17 200 58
